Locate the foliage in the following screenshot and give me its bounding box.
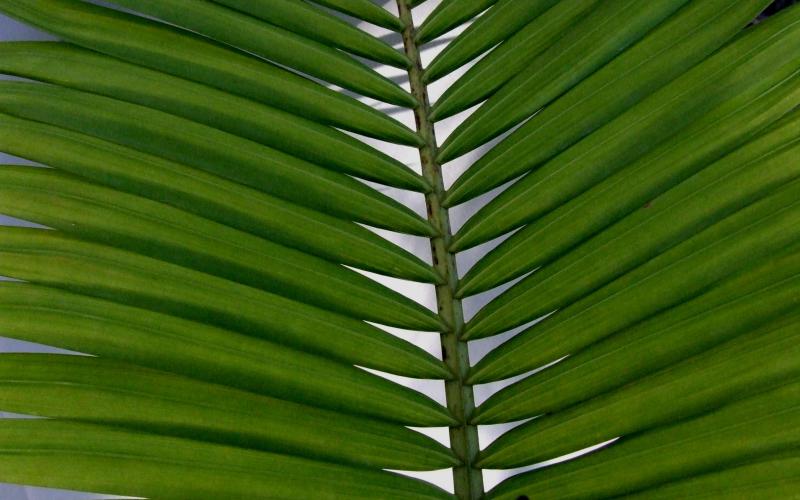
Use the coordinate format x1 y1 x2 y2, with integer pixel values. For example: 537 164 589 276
0 0 797 498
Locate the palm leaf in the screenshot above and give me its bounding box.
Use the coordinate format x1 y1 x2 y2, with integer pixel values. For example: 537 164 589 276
0 0 797 499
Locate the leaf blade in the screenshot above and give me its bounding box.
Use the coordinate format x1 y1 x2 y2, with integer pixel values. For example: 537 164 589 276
0 354 458 470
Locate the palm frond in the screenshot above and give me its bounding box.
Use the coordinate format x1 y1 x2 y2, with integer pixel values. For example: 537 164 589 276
0 0 797 498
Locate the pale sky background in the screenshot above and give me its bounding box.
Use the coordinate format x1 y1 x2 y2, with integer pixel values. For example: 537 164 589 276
0 1 598 497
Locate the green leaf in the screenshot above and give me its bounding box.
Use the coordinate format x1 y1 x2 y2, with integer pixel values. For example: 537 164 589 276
0 82 432 230
309 0 405 32
465 125 800 339
101 0 414 106
0 284 450 417
0 227 452 386
415 0 498 44
0 420 455 499
423 0 559 84
0 42 423 194
0 0 419 143
0 354 457 470
0 167 442 330
450 5 800 248
1 0 798 497
469 181 800 380
444 0 776 211
485 382 800 494
457 67 800 296
625 455 800 499
437 0 694 163
473 250 800 423
211 0 410 68
478 313 800 466
429 0 600 122
0 114 439 282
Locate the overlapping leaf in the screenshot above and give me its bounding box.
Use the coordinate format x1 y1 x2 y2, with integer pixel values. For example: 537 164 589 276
0 0 797 498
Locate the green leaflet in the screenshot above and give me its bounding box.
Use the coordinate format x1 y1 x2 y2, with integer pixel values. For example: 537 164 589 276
102 0 414 106
0 114 439 283
210 0 409 67
0 42 424 195
469 181 800 381
0 167 441 331
457 66 800 296
625 456 800 499
0 354 457 470
0 420 454 500
309 0 404 31
450 5 800 248
443 0 771 205
485 382 800 494
479 313 800 466
0 228 452 387
465 125 800 339
0 83 431 225
473 250 800 423
0 0 796 497
415 0 498 44
429 0 600 122
0 0 419 144
437 0 692 163
0 284 451 418
423 0 559 84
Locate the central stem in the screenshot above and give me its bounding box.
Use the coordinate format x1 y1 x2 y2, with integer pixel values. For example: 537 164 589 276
396 2 484 499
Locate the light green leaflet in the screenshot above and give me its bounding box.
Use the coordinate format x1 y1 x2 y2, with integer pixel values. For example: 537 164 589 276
0 167 441 330
0 354 457 469
0 284 447 411
0 420 454 500
0 0 420 143
0 43 422 192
